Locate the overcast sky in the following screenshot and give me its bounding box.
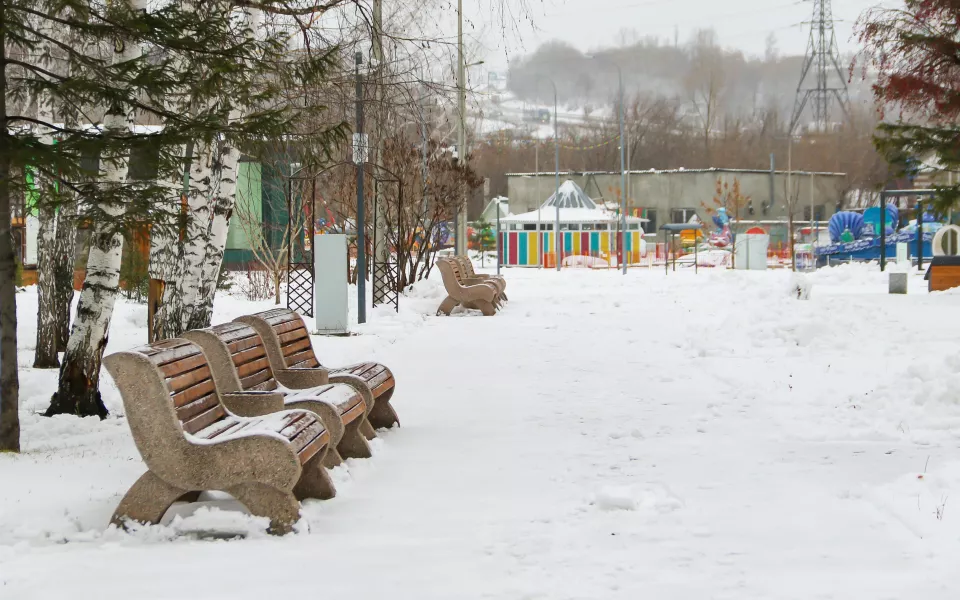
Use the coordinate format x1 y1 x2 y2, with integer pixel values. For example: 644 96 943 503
463 0 899 72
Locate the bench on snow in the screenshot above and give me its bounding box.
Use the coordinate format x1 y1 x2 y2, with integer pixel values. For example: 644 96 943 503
184 321 372 467
435 257 502 317
103 338 337 535
234 308 400 432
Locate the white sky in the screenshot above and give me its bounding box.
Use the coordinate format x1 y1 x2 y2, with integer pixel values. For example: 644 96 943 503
463 0 899 72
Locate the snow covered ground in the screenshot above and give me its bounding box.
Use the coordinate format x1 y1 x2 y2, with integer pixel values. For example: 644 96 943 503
4 262 960 598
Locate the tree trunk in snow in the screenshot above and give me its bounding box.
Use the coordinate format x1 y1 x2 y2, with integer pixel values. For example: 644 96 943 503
148 143 189 342
47 12 142 418
0 42 20 448
33 202 59 367
52 197 77 351
187 138 240 330
32 18 60 368
175 141 216 333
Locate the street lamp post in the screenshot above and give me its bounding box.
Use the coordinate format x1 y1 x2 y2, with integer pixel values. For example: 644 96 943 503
354 51 366 324
587 55 627 274
495 197 502 276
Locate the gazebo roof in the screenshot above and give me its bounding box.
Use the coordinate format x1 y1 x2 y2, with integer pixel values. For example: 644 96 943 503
541 180 597 210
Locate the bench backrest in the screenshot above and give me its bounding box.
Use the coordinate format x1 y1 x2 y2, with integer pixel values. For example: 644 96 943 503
205 322 279 392
456 256 477 277
135 339 229 435
436 258 468 297
244 308 321 369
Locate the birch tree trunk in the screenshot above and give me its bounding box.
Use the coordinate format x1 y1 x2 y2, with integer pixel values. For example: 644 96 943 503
174 141 216 334
32 15 60 368
183 7 257 330
33 202 59 367
148 143 188 342
187 137 240 330
47 6 142 418
52 197 77 351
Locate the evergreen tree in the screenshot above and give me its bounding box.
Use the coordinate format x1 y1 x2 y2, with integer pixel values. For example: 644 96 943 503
858 1 960 210
470 216 496 266
0 0 347 450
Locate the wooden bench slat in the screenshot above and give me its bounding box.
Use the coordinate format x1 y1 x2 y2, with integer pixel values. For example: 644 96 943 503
182 403 228 435
171 378 216 408
256 309 301 326
291 427 327 465
281 337 313 358
277 328 311 346
231 345 267 368
176 393 221 422
241 369 276 391
150 343 203 366
236 357 271 379
285 349 319 369
167 365 214 393
340 402 365 424
271 320 305 337
158 353 207 377
225 334 263 354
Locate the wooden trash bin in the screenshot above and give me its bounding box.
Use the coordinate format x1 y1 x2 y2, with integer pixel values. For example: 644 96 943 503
924 256 960 292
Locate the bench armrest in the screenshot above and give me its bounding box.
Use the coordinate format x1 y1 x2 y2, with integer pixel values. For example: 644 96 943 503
276 367 330 389
221 391 286 418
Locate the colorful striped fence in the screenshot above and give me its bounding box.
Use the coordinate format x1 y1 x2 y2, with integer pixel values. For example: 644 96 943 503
498 231 644 267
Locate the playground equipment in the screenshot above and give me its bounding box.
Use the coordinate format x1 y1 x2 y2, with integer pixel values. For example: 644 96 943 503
498 180 647 268
816 198 943 267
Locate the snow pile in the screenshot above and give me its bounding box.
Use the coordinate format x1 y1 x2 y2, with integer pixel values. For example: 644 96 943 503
591 485 683 513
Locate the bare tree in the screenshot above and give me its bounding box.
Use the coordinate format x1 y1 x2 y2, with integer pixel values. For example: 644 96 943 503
685 30 726 165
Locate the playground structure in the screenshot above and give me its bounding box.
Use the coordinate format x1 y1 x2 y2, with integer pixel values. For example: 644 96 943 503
815 191 946 268
497 180 647 268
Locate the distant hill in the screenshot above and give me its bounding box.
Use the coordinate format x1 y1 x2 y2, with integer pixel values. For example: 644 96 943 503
506 36 872 128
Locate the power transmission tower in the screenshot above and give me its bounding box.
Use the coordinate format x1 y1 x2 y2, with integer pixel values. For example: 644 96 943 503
789 0 850 134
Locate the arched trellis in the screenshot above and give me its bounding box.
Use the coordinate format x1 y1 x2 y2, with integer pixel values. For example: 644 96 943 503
285 160 402 317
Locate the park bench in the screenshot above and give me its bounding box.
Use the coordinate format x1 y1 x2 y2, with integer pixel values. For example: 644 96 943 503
435 257 499 316
235 308 400 433
103 338 337 535
454 255 508 302
184 322 371 467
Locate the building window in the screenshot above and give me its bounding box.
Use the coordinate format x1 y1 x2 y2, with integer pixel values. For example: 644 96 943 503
671 208 697 224
539 223 553 231
645 209 658 232
628 223 640 231
523 223 537 231
582 223 595 231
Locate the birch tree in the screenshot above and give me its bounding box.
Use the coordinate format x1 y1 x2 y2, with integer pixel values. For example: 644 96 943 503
45 0 347 418
31 12 62 368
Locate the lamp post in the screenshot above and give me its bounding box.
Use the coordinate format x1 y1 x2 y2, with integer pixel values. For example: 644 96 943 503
354 51 366 324
454 0 485 257
537 75 560 271
495 197 502 275
587 55 626 274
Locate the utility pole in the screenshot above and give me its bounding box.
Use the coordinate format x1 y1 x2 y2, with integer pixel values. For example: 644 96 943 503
371 0 388 305
354 51 366 324
535 142 540 267
455 0 467 256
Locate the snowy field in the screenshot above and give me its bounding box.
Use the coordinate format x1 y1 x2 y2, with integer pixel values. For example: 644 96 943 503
4 262 960 599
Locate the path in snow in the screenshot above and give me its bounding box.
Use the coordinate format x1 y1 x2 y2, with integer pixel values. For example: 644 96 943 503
3 264 960 599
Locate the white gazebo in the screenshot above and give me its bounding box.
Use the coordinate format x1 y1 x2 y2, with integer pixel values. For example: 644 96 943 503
498 180 647 267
